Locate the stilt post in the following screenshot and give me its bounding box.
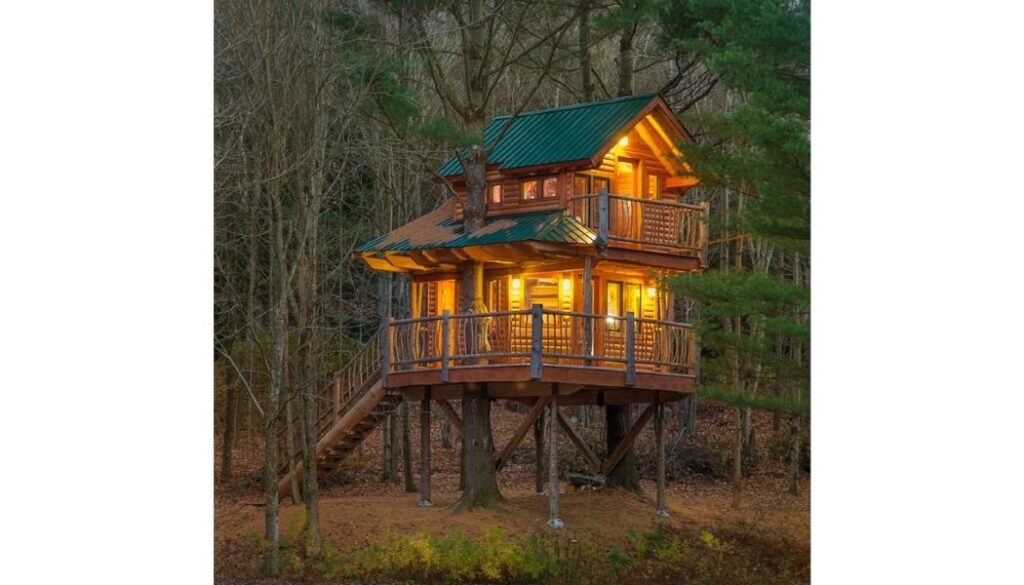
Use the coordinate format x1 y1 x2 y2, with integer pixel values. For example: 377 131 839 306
548 384 564 528
534 410 545 495
419 388 433 507
655 393 668 517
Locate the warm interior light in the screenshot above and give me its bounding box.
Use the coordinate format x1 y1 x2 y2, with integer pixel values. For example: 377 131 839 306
618 135 629 147
511 277 522 292
646 286 657 298
606 316 616 325
562 278 571 294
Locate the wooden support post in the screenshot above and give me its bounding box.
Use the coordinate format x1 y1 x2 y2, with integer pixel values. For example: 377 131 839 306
436 399 463 437
534 410 545 495
419 388 433 507
440 310 450 382
598 187 609 245
495 396 550 471
548 385 563 528
655 394 668 517
582 256 593 366
625 312 636 386
530 304 543 379
556 411 601 472
602 403 654 476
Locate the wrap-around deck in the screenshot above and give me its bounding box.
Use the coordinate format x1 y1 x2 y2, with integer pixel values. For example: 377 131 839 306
384 306 697 402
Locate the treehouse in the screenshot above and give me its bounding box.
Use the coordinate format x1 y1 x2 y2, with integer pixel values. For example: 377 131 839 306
278 94 707 524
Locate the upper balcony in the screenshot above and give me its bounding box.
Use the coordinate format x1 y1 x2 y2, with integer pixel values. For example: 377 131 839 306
569 189 707 260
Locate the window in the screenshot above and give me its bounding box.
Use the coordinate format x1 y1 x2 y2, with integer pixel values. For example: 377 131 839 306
522 179 540 200
574 174 591 195
625 283 642 320
543 177 558 198
647 175 662 199
606 281 622 330
490 184 503 204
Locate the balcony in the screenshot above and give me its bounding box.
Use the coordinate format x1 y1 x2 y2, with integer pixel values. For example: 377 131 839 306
384 307 697 400
568 191 707 260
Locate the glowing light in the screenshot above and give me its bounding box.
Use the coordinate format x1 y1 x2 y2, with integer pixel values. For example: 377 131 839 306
511 277 522 292
646 286 657 298
606 316 616 325
618 135 629 147
562 278 571 294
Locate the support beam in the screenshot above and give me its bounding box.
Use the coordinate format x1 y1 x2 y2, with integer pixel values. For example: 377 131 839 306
435 399 463 437
534 410 545 495
548 385 564 528
556 411 601 472
601 404 654 476
655 395 668 517
495 396 550 471
418 388 433 507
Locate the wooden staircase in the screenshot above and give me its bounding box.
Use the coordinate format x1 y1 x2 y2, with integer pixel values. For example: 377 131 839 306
276 330 398 497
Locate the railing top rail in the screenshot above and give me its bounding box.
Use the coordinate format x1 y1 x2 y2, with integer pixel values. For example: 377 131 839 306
567 193 705 212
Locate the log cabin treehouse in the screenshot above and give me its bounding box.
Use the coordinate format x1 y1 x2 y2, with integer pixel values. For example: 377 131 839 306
279 94 707 522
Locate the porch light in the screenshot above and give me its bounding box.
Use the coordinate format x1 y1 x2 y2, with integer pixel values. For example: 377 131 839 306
618 135 629 147
562 278 571 294
511 277 522 292
646 286 657 298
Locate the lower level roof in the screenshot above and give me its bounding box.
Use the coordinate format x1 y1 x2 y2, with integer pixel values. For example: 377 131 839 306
355 200 600 254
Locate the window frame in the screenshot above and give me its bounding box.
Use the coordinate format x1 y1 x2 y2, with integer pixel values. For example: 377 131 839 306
542 176 559 198
489 183 503 205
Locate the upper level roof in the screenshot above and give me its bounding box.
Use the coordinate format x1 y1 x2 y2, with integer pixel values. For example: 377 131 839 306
437 93 685 177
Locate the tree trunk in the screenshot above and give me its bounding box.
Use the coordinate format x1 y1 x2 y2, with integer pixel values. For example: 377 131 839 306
382 413 395 482
788 415 801 495
456 386 503 510
731 406 742 508
220 359 239 483
617 26 636 97
264 295 286 576
605 404 639 491
441 416 453 448
579 3 593 101
402 402 415 492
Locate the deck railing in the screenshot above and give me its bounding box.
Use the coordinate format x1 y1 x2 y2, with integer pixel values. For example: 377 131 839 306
568 189 708 259
388 306 697 383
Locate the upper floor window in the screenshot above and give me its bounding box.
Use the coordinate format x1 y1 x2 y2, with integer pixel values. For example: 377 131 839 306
574 174 591 195
490 184 503 204
522 179 540 200
543 177 558 198
522 177 559 201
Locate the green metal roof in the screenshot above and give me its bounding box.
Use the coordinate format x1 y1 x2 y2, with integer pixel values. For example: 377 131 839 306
356 203 601 253
437 93 657 177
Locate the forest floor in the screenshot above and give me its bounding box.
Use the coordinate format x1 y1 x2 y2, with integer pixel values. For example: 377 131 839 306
215 400 810 584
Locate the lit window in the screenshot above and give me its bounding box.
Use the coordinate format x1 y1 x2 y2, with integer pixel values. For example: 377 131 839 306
647 175 661 199
606 281 622 330
574 174 591 195
490 184 503 204
543 177 558 198
522 179 540 200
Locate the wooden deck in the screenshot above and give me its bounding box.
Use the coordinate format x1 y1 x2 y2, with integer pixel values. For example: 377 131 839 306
385 307 697 402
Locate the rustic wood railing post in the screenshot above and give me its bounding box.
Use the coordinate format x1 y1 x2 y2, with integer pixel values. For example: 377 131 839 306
440 310 450 382
625 312 636 386
530 304 543 379
598 187 609 245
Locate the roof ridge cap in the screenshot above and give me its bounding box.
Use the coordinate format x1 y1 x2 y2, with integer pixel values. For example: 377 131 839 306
489 92 658 121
